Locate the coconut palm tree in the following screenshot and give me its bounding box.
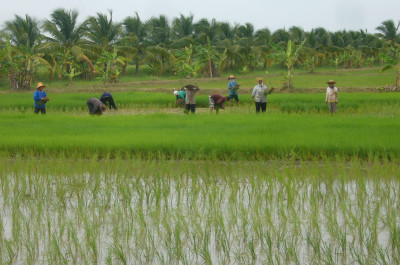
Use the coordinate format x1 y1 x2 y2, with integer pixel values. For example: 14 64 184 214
289 26 306 44
255 28 272 69
375 19 400 45
216 22 239 41
144 15 175 74
194 18 220 45
216 39 242 70
143 45 175 76
84 10 122 52
271 28 290 44
123 12 148 73
4 14 49 89
42 8 95 79
147 15 171 47
84 11 135 80
171 14 195 41
235 23 257 69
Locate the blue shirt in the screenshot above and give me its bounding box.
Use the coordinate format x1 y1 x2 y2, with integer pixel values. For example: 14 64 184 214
34 90 47 108
228 80 239 95
100 92 112 99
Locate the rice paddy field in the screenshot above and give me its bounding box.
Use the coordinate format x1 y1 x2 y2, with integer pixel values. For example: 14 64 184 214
0 69 400 264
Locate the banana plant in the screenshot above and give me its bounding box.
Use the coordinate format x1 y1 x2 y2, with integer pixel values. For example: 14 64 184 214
62 64 81 86
380 44 400 89
173 44 204 79
269 39 306 90
95 49 125 86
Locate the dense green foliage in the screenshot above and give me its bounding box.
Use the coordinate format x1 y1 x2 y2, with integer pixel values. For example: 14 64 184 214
0 9 399 89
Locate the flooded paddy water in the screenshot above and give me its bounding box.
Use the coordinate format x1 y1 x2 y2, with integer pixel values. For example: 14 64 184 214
0 158 399 264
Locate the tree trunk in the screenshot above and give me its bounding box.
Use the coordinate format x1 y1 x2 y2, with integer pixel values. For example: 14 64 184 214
122 62 127 76
395 72 400 90
9 70 33 90
136 61 139 74
211 60 218 77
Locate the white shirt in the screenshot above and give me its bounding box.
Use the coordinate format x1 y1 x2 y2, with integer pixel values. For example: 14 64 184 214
252 84 268 103
326 87 338 102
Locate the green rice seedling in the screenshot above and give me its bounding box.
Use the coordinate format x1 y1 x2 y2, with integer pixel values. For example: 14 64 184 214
111 243 127 265
48 234 68 265
1 157 400 263
3 239 17 264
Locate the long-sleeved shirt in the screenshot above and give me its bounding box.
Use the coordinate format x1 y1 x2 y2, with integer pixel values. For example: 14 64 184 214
184 85 200 104
33 90 47 108
87 98 103 115
100 92 112 100
326 87 338 102
228 80 239 95
252 84 268 103
210 94 226 106
176 91 186 100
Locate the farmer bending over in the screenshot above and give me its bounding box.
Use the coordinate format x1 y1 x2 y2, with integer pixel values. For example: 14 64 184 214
100 92 117 110
174 89 186 107
87 98 107 115
209 94 229 114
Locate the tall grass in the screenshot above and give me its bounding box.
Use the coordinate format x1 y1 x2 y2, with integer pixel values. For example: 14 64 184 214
0 111 399 159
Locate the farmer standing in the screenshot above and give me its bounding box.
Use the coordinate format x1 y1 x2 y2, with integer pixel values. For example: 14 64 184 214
228 75 240 106
251 77 274 113
100 92 117 110
87 98 107 115
33 82 50 114
184 84 200 114
209 94 229 114
325 80 338 114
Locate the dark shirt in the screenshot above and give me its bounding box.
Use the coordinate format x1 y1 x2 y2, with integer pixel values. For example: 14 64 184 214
100 92 112 100
210 94 226 105
87 98 103 115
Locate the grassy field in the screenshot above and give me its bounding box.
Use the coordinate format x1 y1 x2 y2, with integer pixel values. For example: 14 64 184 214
1 65 397 92
0 109 399 159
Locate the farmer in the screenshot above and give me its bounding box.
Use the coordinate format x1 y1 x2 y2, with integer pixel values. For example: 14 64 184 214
209 94 229 114
228 75 240 106
325 80 338 114
33 82 50 114
100 92 117 110
183 84 200 114
87 98 107 115
174 89 186 107
251 77 274 113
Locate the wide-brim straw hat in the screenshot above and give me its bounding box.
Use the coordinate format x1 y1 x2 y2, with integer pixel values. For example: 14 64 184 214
327 80 336 84
256 77 265 82
36 82 45 89
228 75 235 79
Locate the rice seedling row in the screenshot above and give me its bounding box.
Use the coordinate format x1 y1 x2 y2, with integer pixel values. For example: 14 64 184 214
0 158 398 264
